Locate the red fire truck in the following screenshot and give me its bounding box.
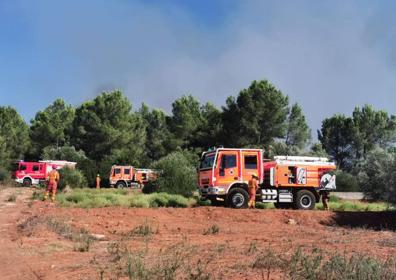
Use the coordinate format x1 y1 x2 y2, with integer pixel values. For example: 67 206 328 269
198 148 336 210
12 160 77 187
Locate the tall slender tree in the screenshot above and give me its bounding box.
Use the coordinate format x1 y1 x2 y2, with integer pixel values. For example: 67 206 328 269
0 106 30 166
318 115 357 170
139 103 173 161
285 103 311 149
30 99 75 157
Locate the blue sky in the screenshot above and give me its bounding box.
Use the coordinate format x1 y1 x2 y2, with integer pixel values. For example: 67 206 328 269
1 0 396 133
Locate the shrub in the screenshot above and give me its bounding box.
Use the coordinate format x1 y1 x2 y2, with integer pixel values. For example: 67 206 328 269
329 195 340 202
6 193 17 202
148 151 197 197
203 224 220 235
335 170 360 192
0 166 10 182
358 148 396 203
287 247 396 280
58 167 88 190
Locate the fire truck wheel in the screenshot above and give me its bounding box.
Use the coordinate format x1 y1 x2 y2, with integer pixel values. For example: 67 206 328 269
227 188 249 209
294 190 316 210
116 181 126 189
23 178 32 187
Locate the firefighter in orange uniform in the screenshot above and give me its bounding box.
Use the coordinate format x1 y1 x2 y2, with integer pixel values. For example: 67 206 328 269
96 174 101 189
248 173 259 209
45 166 60 202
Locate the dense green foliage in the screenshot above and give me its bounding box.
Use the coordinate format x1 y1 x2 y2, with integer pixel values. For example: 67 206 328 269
221 80 290 147
1 78 395 203
285 103 311 149
318 105 396 201
30 99 75 158
318 115 357 170
0 106 30 167
139 104 172 162
148 151 198 197
319 105 396 170
0 165 10 182
334 170 360 192
358 148 396 203
71 91 146 163
55 188 196 208
58 167 88 190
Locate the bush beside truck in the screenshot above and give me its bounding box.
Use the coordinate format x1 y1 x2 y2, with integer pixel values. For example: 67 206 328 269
0 166 10 183
143 151 197 197
58 167 88 190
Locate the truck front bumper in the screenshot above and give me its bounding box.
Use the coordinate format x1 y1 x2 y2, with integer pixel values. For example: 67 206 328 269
199 187 226 199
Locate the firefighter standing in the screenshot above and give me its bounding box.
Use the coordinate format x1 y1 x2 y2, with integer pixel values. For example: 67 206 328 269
96 174 101 189
322 192 330 210
248 173 259 209
45 166 60 202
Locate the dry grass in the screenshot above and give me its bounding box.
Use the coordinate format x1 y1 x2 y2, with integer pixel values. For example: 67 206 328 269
17 216 95 252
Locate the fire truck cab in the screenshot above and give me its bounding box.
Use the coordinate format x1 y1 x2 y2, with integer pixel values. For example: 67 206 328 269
198 148 336 210
109 165 159 189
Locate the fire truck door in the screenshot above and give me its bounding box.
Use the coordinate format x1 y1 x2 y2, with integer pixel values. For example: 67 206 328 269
242 152 260 182
112 167 122 181
216 151 239 186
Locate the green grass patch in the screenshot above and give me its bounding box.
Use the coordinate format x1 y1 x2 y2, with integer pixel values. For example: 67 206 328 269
53 188 197 208
316 197 393 212
256 202 275 209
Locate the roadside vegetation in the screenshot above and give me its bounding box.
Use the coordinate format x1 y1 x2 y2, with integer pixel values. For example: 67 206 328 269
96 239 396 280
28 187 394 212
53 188 196 208
316 195 394 212
17 215 95 252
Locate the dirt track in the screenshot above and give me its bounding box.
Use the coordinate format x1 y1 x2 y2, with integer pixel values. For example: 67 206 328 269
1 186 395 280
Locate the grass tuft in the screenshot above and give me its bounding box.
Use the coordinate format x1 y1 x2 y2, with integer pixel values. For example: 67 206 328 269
203 224 220 235
6 193 17 202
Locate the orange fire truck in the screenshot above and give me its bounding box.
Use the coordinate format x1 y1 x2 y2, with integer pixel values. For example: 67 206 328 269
198 148 336 210
109 165 159 188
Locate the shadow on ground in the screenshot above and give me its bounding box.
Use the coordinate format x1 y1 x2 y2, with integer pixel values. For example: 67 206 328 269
322 211 396 231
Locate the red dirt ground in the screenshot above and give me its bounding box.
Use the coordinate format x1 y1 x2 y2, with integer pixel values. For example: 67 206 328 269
1 186 395 280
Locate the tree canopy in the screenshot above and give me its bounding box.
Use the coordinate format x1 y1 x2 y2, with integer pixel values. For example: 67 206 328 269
319 105 396 170
0 106 30 167
286 103 311 149
30 99 75 157
221 80 289 147
71 91 146 164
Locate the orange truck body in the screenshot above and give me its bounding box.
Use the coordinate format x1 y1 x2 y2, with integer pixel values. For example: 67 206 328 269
198 148 336 209
109 165 159 188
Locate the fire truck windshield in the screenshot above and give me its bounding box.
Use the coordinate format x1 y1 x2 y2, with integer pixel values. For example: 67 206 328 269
199 153 215 170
